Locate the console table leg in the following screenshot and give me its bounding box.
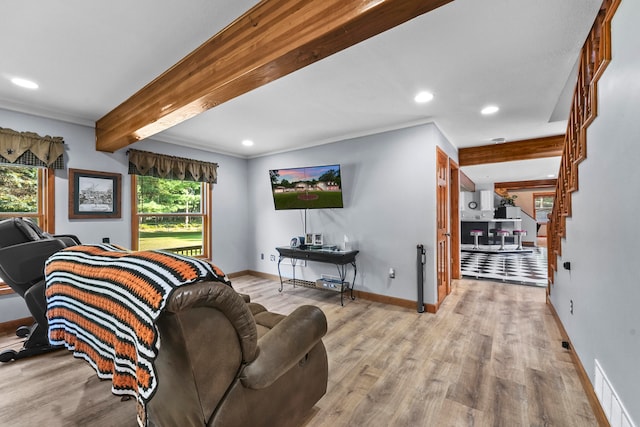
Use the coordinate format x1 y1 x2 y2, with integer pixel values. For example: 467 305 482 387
291 258 297 288
335 262 359 306
277 256 284 292
335 264 347 306
350 261 357 301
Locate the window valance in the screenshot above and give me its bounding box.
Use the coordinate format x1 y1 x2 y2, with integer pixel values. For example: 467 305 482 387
128 149 218 184
0 127 65 169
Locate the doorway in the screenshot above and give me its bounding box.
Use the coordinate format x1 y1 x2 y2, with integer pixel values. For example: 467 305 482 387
533 192 554 248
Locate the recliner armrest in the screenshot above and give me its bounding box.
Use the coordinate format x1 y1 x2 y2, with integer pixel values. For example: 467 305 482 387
240 305 327 389
0 239 66 288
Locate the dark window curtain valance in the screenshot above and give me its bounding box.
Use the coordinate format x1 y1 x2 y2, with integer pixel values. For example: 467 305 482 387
0 127 65 169
127 149 218 184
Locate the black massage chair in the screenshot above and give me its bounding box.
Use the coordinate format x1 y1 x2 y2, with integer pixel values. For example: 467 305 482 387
0 218 80 362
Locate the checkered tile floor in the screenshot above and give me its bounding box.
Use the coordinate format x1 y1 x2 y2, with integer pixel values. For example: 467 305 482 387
461 246 548 287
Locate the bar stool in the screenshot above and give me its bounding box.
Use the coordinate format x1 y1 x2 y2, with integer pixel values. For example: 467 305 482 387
513 229 527 250
497 230 510 250
470 229 483 249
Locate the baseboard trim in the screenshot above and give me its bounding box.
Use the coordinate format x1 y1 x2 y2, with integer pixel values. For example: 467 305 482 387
237 270 438 313
353 289 438 313
242 270 280 281
227 270 252 279
0 316 32 335
0 284 15 296
547 298 608 426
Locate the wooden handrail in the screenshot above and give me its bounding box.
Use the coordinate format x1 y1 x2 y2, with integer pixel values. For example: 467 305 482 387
547 0 620 288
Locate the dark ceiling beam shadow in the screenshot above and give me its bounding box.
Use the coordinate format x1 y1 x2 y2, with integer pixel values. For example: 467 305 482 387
458 135 565 166
494 179 557 191
95 0 454 153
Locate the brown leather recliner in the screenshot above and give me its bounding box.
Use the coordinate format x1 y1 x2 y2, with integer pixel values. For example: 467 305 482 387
148 281 329 427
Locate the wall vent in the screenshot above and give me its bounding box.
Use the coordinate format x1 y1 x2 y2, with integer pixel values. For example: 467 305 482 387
594 359 636 427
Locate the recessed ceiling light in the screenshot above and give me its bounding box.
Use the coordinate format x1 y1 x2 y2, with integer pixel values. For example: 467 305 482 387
414 91 434 103
11 77 39 90
547 174 556 178
481 105 499 115
242 139 254 147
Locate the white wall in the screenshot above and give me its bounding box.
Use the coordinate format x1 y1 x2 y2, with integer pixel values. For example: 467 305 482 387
550 1 640 423
248 123 457 305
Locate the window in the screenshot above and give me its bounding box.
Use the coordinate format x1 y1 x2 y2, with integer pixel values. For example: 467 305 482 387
534 193 555 223
0 165 54 294
131 175 211 258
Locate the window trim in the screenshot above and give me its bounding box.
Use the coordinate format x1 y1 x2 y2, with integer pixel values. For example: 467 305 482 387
130 175 211 259
0 167 55 294
533 192 555 221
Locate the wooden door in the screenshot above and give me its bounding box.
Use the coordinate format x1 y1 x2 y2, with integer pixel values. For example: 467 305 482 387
436 147 450 305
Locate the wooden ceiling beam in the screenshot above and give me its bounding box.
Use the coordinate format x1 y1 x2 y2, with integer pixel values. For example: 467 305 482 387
95 0 453 153
494 179 557 190
458 134 565 166
460 170 475 192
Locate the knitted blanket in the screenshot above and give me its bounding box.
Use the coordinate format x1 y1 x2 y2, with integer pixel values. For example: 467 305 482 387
44 244 231 427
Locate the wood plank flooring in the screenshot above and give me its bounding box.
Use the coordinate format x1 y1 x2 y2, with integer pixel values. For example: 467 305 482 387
0 276 597 426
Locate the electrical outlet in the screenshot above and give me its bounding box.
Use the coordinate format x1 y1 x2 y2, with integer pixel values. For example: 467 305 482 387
389 268 395 279
570 299 574 315
270 255 276 262
260 253 264 260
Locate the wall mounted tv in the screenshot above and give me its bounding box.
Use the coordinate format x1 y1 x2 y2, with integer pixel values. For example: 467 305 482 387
269 164 343 210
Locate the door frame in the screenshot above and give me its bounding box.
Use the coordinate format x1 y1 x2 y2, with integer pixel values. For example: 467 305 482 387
449 159 460 281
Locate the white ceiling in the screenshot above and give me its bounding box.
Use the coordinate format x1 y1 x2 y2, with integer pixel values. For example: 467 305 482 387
1 0 601 184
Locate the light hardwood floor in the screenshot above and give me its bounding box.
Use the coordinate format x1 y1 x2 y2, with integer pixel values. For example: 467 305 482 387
0 275 597 426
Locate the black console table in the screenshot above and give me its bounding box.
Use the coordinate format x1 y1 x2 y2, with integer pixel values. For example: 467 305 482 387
275 246 359 306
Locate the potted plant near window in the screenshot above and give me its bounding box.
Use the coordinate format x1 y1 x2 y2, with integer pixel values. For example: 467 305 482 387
496 194 521 218
499 194 517 207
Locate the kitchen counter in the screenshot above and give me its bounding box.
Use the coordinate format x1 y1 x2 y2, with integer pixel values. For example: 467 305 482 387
461 218 522 222
461 218 522 245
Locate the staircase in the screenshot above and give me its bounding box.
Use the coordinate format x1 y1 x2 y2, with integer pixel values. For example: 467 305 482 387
547 0 620 290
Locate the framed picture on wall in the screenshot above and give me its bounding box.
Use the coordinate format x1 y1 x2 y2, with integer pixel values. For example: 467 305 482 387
313 233 323 246
68 169 122 219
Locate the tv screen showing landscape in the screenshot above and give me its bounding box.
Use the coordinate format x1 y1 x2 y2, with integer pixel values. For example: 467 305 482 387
269 164 343 210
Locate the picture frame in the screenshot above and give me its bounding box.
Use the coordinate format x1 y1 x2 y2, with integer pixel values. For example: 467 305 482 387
313 233 323 246
68 168 121 219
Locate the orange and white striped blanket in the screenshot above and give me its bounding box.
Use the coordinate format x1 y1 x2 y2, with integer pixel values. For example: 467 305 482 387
44 244 231 427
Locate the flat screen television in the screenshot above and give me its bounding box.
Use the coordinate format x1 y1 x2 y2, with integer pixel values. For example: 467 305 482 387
269 164 343 210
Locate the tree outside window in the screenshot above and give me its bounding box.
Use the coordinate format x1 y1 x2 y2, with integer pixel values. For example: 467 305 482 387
132 175 210 258
0 165 52 292
0 165 50 227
